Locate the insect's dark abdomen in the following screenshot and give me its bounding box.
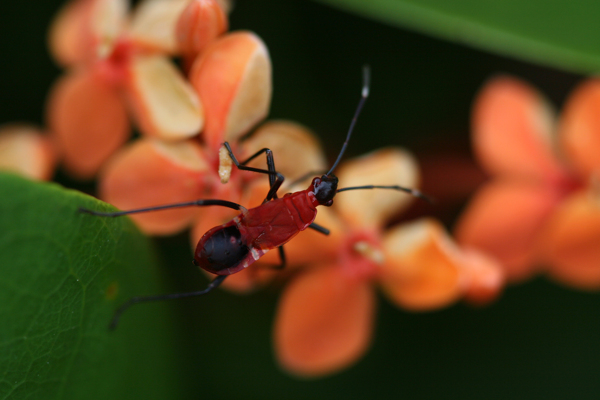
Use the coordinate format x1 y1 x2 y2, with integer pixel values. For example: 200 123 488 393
195 224 250 275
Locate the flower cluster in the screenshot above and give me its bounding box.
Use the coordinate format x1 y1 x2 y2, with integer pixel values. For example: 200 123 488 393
455 76 600 289
3 0 600 381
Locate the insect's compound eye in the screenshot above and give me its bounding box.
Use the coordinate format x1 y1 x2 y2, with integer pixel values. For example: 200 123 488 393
310 177 321 189
324 200 333 207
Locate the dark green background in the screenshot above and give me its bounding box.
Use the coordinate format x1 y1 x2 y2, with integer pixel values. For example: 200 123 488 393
1 0 599 399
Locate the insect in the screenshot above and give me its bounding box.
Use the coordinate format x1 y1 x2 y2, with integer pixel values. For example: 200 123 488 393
80 66 428 329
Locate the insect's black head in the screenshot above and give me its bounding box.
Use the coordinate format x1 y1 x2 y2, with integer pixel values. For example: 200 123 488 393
310 174 339 206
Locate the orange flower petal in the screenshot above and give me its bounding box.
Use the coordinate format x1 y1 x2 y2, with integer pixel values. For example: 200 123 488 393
128 0 190 54
539 190 600 289
559 79 600 179
380 218 464 311
176 0 228 57
100 138 210 234
472 76 567 182
459 248 505 306
189 31 271 151
454 180 561 282
0 125 57 180
239 120 327 184
48 0 91 66
126 55 204 140
47 68 129 179
274 264 375 377
334 148 419 229
48 0 128 65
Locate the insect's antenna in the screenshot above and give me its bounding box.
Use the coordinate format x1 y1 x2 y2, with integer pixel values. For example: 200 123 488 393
326 65 371 176
337 185 434 203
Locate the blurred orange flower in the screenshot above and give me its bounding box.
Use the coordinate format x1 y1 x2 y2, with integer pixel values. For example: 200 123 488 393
273 148 503 377
46 0 227 179
0 124 57 180
455 76 600 289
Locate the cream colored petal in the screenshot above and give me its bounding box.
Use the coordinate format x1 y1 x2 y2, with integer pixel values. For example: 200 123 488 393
215 0 231 14
129 0 191 54
240 120 327 184
334 147 420 229
91 0 129 59
126 55 203 140
380 218 465 311
459 248 505 306
189 31 271 151
0 124 57 181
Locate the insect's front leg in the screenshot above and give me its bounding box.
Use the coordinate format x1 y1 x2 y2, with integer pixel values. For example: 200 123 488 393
223 142 285 201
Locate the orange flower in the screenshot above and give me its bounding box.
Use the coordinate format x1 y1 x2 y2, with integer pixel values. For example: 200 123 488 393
98 30 272 232
273 148 503 377
46 0 226 179
98 30 330 292
455 76 600 289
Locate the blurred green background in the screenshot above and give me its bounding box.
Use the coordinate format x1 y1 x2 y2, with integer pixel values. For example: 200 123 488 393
1 0 600 399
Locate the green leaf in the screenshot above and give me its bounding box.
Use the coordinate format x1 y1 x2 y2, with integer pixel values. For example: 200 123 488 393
0 173 181 400
312 0 600 73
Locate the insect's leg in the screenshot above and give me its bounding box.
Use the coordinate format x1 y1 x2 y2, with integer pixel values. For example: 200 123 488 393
275 246 286 270
79 199 245 217
109 275 227 330
236 145 278 195
253 246 286 273
308 222 330 235
223 142 284 201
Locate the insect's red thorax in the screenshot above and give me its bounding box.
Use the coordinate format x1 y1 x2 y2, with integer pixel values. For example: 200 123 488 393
241 190 318 249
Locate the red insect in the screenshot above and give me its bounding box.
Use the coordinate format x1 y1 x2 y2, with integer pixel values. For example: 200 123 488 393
80 67 427 329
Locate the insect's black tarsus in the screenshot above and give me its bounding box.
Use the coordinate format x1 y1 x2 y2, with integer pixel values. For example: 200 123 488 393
108 275 227 331
274 246 286 270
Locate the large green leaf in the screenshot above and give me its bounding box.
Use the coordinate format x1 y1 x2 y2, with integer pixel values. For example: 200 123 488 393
313 0 600 73
0 173 180 399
